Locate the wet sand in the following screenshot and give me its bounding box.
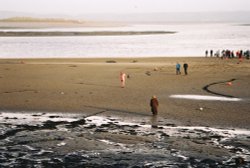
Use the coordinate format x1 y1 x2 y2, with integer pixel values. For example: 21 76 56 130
0 57 250 128
0 111 250 167
0 57 250 167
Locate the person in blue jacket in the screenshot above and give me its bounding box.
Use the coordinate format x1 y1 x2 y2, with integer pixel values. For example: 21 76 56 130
176 63 181 75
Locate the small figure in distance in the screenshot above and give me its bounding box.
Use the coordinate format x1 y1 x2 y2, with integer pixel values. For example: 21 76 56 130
205 50 208 57
210 49 213 57
176 62 181 75
120 72 126 88
183 62 188 75
150 95 159 115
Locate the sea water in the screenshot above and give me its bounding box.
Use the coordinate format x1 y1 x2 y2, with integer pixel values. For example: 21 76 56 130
0 23 249 58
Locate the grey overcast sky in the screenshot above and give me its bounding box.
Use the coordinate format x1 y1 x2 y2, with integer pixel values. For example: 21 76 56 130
1 0 250 15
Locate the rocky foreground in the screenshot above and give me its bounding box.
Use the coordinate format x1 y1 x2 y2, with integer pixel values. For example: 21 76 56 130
0 111 249 168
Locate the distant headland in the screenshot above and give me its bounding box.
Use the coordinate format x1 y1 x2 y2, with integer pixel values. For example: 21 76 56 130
0 17 177 36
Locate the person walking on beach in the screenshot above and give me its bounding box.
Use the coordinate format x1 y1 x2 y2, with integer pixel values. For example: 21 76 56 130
183 63 188 75
205 50 208 57
120 72 126 88
176 63 181 75
150 96 159 115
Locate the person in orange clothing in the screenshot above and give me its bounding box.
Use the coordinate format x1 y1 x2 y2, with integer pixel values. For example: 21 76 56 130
120 72 126 88
150 96 159 115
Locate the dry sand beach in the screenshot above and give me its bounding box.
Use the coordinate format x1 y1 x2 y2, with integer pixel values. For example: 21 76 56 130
0 57 250 127
0 57 250 167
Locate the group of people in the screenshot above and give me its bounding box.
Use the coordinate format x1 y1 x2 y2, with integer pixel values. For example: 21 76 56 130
119 49 248 119
176 62 189 75
120 62 189 88
205 49 250 59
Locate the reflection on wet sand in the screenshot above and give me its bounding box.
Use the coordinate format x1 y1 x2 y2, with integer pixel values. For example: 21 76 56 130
150 115 158 128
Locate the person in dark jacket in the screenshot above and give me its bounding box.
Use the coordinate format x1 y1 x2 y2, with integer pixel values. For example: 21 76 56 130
183 63 188 75
150 96 159 115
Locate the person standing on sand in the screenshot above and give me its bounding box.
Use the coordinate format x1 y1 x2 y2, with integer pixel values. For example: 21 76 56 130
120 72 126 88
176 63 181 75
210 50 213 57
205 50 208 57
183 63 188 75
150 96 159 115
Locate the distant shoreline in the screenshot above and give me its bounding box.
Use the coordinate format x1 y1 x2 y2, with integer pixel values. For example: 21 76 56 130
0 31 176 37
